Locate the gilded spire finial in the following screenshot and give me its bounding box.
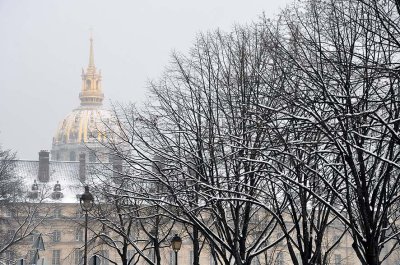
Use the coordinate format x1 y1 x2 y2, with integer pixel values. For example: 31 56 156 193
88 29 95 68
80 31 104 106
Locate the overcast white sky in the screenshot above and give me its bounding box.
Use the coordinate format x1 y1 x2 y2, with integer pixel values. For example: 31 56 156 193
0 0 292 160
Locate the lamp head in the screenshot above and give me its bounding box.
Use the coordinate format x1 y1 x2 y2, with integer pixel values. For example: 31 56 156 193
80 186 94 211
171 234 182 252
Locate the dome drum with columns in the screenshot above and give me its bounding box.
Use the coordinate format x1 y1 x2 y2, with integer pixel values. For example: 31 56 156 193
51 38 112 162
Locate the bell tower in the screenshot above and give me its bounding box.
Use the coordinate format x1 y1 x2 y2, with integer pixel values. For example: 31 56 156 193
79 37 104 106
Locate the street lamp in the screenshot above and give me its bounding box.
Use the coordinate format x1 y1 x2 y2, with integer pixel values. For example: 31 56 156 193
80 186 94 265
26 233 46 265
171 234 182 265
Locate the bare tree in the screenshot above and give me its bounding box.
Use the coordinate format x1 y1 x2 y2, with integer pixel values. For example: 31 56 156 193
85 1 400 265
0 146 19 203
84 160 177 265
0 146 51 262
97 25 285 265
259 0 400 264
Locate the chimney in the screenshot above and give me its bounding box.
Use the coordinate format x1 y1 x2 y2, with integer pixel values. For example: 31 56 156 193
112 155 123 179
38 150 50 182
79 153 86 183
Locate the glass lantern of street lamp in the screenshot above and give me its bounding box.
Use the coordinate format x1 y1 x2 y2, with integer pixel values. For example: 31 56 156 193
171 234 182 252
80 186 94 212
33 233 45 251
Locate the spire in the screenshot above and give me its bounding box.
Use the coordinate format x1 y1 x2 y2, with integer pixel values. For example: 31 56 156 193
86 32 96 75
89 36 95 68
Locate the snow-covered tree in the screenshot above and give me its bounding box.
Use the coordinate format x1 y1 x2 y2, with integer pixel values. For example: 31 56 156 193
259 1 400 264
0 146 50 260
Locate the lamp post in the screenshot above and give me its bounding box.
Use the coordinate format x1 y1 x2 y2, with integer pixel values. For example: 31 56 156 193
150 228 157 263
171 234 182 265
80 186 94 265
32 233 45 265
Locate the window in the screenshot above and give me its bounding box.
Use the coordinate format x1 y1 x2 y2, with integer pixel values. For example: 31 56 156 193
4 209 12 217
99 250 109 265
76 210 84 219
189 251 194 265
86 80 91 90
209 254 216 265
149 249 155 263
3 250 15 265
28 231 39 243
75 228 83 242
333 235 341 246
89 151 96 162
277 232 284 245
129 226 139 241
276 252 284 265
52 191 62 200
53 208 62 218
6 230 15 241
295 253 303 265
334 254 342 265
28 250 37 264
70 151 76 161
99 230 112 245
52 230 61 242
108 154 113 163
169 251 175 265
253 213 260 223
252 257 260 265
127 250 136 263
52 250 61 265
74 249 83 265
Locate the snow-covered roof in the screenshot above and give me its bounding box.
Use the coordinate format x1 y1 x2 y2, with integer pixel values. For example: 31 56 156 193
12 160 85 203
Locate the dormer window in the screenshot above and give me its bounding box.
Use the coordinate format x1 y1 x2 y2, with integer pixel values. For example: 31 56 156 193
54 181 61 192
28 180 39 199
32 180 38 191
52 182 63 200
52 192 63 200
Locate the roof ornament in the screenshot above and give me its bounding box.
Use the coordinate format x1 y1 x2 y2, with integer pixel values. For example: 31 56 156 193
52 181 63 200
29 180 39 200
54 181 61 192
32 180 39 191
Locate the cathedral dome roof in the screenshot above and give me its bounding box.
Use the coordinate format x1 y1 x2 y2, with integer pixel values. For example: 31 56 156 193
52 105 112 146
51 37 114 162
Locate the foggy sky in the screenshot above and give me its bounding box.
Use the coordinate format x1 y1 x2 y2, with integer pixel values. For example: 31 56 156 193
0 0 292 160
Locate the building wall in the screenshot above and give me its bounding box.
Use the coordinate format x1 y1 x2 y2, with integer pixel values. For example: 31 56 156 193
1 203 400 265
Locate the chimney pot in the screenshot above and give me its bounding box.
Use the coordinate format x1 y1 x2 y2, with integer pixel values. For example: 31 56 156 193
38 150 50 182
79 153 86 183
112 155 123 180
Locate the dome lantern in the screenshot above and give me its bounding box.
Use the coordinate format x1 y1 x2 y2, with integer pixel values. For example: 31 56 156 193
79 37 104 106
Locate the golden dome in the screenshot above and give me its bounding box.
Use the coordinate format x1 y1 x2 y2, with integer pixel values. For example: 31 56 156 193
51 37 113 162
52 106 112 146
